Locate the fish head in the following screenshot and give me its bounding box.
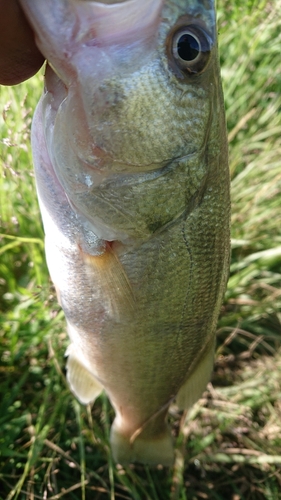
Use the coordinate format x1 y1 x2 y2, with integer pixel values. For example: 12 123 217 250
20 0 223 241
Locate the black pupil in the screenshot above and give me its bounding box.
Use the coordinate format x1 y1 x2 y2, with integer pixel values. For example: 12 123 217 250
177 33 200 61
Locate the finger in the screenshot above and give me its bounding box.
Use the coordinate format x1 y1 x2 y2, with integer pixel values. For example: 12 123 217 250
0 0 44 85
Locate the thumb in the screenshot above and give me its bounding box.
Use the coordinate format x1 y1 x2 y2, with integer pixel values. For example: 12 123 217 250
0 0 44 86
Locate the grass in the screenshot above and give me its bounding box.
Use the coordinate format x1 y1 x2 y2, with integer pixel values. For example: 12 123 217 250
0 0 281 498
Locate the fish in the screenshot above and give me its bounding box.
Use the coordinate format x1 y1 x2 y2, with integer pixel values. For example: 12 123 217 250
19 0 230 466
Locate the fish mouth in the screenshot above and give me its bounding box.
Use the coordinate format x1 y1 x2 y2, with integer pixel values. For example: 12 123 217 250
20 0 164 67
71 0 165 56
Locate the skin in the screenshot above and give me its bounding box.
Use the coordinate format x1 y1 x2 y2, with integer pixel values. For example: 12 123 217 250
0 0 44 85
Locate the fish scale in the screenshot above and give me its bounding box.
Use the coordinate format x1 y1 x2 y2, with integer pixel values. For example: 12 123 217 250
84 64 211 165
20 0 230 465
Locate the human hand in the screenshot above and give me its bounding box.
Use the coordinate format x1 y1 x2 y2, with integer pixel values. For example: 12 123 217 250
0 0 44 85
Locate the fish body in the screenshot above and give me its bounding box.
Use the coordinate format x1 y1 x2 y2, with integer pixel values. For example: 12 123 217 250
20 0 230 465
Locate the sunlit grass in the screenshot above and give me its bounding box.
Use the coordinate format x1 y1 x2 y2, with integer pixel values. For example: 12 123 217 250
1 1 281 499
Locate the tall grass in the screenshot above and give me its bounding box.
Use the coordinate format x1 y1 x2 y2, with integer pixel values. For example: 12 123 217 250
0 1 281 499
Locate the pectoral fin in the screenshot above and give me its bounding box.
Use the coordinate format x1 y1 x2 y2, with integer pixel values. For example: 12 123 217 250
66 345 103 404
176 341 215 410
82 244 135 321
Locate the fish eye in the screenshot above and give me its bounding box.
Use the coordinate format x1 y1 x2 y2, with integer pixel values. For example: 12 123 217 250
174 31 200 62
168 24 212 77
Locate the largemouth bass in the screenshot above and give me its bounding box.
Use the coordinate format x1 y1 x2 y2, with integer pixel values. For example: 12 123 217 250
20 0 230 466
